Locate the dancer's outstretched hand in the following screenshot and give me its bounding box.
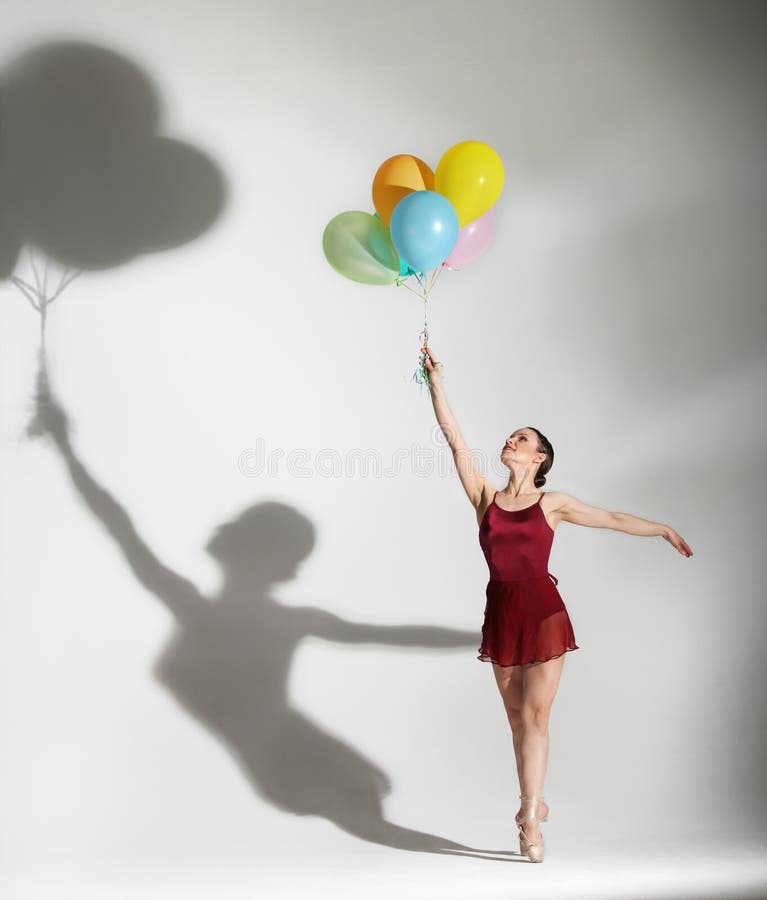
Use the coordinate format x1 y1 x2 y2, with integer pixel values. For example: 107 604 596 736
663 527 693 558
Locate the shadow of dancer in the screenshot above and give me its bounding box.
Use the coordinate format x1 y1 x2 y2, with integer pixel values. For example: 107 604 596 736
28 352 505 859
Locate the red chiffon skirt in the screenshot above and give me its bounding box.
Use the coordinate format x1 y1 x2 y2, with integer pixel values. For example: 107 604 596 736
477 573 580 667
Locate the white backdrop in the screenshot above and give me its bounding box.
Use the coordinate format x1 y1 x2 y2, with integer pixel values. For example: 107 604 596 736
2 2 766 898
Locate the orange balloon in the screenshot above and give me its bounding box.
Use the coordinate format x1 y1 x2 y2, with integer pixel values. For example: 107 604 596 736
372 154 435 226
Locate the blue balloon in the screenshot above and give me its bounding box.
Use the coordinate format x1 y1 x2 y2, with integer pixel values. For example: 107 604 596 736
389 190 459 273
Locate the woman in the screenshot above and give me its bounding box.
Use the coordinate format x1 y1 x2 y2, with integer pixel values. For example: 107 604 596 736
422 346 693 862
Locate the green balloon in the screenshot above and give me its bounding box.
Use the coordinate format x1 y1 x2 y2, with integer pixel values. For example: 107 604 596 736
323 211 400 285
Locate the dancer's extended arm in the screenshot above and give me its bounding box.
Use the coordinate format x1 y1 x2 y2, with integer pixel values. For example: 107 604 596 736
546 491 693 557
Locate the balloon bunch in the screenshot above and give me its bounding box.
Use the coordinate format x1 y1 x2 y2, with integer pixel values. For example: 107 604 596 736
322 140 504 390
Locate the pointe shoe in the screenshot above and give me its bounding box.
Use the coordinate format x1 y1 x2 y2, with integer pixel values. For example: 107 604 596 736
516 794 546 863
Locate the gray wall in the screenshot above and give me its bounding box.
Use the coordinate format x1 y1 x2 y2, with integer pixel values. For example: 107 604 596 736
1 0 765 889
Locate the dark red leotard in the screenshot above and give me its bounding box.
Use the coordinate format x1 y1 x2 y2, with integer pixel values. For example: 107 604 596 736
477 491 580 667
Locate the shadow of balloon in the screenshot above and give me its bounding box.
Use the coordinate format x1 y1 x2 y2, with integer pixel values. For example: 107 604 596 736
0 39 227 279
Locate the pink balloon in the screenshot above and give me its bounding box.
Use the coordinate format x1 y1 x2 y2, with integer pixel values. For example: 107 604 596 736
444 206 497 267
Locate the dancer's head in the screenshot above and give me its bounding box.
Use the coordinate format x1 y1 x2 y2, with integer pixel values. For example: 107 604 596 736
500 427 554 488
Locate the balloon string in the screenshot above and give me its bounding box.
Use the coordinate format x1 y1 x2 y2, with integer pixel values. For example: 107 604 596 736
398 264 447 391
396 263 444 301
396 278 426 300
411 294 432 392
429 263 445 292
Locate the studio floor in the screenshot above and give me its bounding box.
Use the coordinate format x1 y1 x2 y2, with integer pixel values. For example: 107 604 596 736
5 832 766 900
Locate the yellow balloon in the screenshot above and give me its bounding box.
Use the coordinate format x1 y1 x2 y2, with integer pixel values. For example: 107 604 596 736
435 141 504 226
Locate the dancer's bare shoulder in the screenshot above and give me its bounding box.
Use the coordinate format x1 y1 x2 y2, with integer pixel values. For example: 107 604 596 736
541 490 569 531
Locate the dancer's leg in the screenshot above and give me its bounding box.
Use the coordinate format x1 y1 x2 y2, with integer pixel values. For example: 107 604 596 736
491 662 524 785
517 654 566 841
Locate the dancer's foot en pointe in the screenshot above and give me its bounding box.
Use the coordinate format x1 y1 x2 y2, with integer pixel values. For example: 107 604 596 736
516 794 548 863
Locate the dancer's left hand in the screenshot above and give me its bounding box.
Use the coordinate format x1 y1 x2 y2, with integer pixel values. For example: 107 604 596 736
663 527 693 557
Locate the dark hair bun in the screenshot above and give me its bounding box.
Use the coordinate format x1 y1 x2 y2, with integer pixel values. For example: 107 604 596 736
535 475 546 487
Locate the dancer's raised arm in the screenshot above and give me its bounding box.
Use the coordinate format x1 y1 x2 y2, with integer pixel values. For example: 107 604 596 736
422 345 492 511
